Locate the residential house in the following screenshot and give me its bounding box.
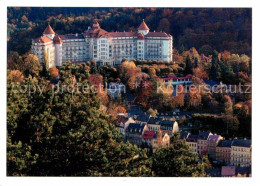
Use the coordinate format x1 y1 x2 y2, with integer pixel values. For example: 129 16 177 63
147 117 162 131
197 132 212 156
207 134 223 160
178 131 190 142
160 120 179 137
135 114 150 125
216 140 232 164
142 130 170 152
116 117 135 135
125 123 148 147
186 134 198 154
231 139 251 167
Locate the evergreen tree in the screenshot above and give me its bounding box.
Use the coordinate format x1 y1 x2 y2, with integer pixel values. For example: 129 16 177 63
184 55 193 75
152 142 205 177
194 57 198 68
210 50 221 81
7 62 151 176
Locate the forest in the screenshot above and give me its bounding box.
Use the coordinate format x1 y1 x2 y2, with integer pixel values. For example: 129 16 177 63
7 8 251 56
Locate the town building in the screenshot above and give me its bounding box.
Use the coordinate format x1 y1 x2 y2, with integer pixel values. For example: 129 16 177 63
186 134 198 154
231 139 251 167
207 134 223 160
142 130 170 152
216 140 232 164
160 120 179 137
125 123 148 147
178 131 190 142
147 117 162 131
197 132 212 156
116 117 135 135
31 20 173 67
135 114 150 125
221 166 236 177
161 74 192 86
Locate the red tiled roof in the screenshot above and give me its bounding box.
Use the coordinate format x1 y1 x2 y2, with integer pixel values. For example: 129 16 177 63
84 28 108 38
138 21 149 30
105 31 137 38
137 33 145 40
43 25 55 35
146 32 170 37
33 36 53 43
142 131 156 139
53 34 62 44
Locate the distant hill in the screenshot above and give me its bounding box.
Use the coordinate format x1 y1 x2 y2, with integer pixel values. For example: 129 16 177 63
7 7 251 56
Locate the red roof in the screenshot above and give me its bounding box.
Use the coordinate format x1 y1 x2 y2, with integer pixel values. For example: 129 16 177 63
146 32 170 37
106 32 137 38
33 36 52 43
137 33 145 40
53 35 62 44
142 131 156 139
84 28 108 38
43 25 55 35
138 20 149 30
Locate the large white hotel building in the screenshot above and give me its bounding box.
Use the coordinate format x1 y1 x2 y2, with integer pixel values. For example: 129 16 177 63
31 20 173 67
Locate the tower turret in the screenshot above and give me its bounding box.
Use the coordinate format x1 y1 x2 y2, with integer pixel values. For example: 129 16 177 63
138 19 149 35
43 24 55 39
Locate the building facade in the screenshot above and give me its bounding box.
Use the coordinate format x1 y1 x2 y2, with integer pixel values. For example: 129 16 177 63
197 132 212 156
160 120 179 137
186 134 198 154
207 134 223 160
31 20 173 67
216 140 232 164
125 123 148 147
230 139 251 167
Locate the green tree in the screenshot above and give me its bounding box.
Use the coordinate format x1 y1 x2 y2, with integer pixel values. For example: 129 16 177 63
210 50 221 81
7 62 151 176
194 57 198 68
184 55 193 75
152 143 206 177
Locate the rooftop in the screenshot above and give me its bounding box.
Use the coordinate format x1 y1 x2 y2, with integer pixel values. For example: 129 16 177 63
180 131 190 139
33 36 52 43
142 131 156 139
207 135 221 143
43 25 55 35
147 117 162 125
198 131 211 140
232 139 251 147
126 123 146 134
186 134 198 142
217 140 232 148
136 114 150 122
138 20 149 30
